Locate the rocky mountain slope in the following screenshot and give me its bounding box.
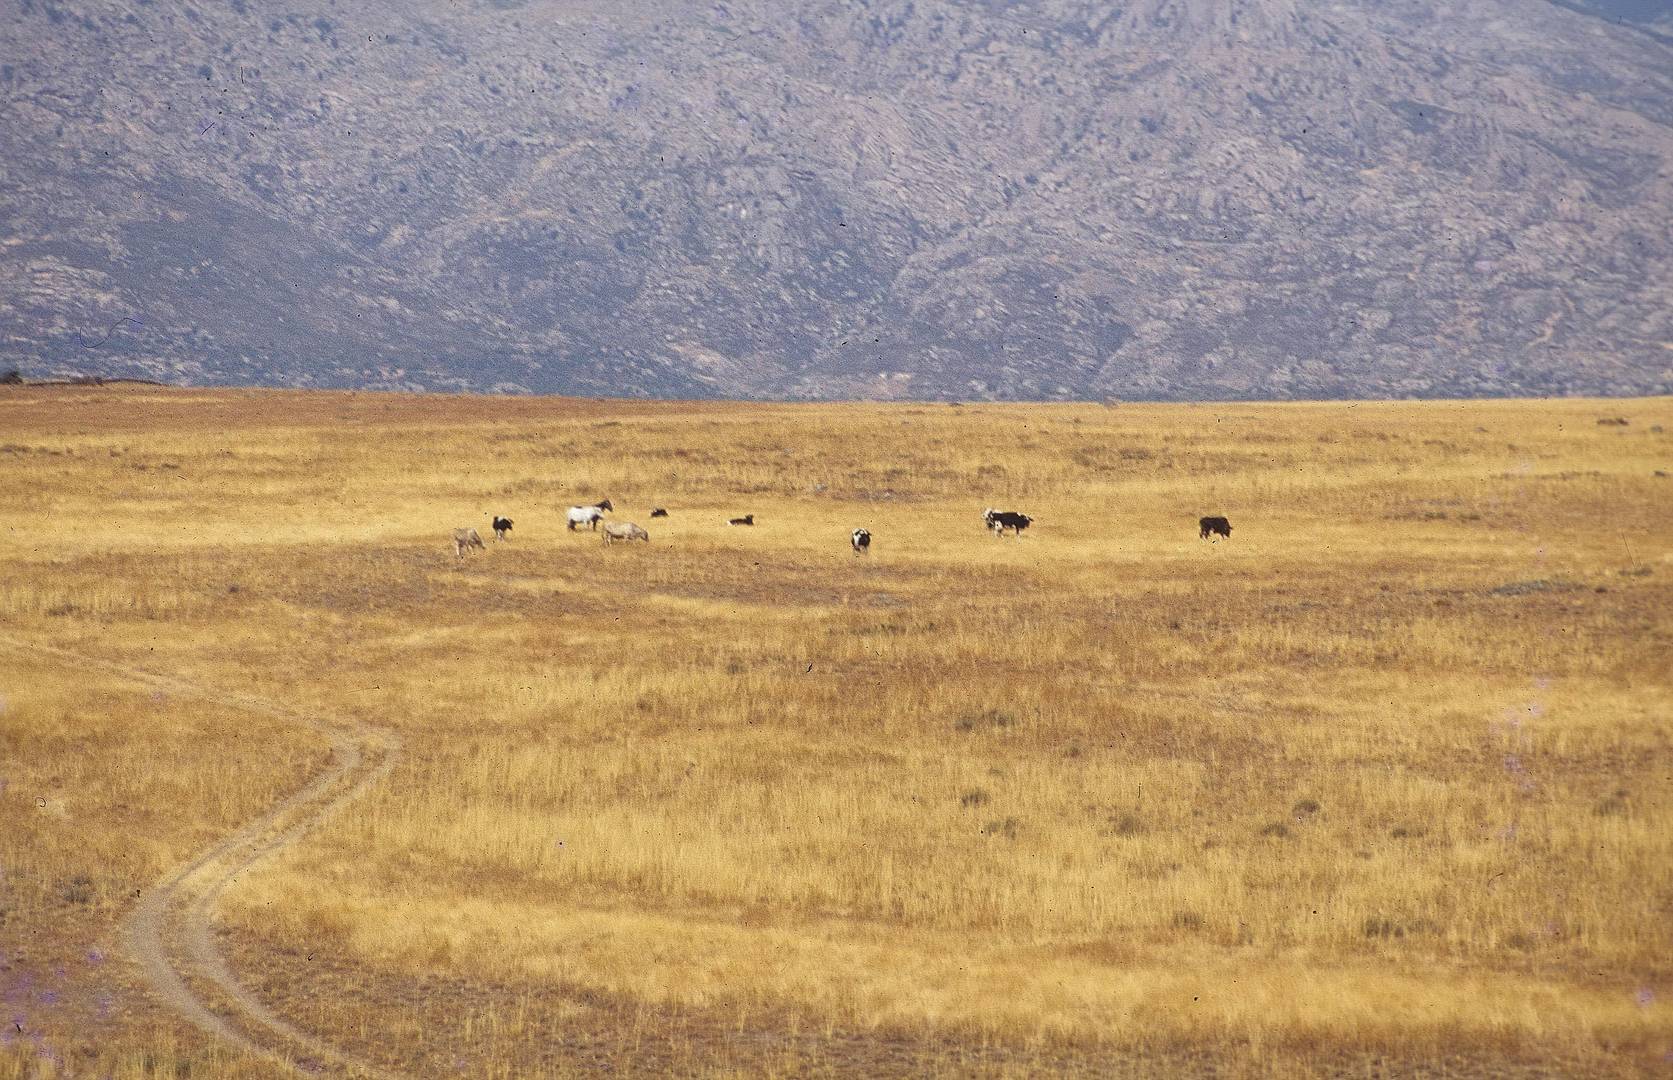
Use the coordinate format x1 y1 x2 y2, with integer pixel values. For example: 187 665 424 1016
2 0 1670 400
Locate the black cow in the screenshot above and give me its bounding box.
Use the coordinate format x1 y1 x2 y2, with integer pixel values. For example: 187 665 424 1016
650 507 669 518
983 508 1032 537
727 514 755 526
1199 516 1232 541
491 516 513 541
851 528 871 554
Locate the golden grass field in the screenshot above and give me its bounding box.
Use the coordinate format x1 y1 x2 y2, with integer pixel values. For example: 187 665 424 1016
1 386 1669 1077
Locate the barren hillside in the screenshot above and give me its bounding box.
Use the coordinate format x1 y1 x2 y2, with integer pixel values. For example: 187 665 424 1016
2 0 1670 399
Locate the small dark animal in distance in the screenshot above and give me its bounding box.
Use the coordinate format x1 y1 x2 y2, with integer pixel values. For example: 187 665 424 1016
491 516 513 541
983 508 1032 537
1200 516 1232 540
728 514 755 526
650 507 669 518
852 528 871 554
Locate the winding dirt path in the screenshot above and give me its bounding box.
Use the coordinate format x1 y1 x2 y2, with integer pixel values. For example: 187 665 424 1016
0 635 401 1078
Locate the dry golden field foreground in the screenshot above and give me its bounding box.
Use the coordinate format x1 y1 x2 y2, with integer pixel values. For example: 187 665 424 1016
1 387 1670 1078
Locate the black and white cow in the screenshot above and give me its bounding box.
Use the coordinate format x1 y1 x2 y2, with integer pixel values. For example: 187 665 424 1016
491 516 513 541
1199 516 1232 541
983 508 1032 537
851 528 872 554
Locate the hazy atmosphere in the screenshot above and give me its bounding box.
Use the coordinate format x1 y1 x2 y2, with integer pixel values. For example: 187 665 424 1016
4 0 1671 399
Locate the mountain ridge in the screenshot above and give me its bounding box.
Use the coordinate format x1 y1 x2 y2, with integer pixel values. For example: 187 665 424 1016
2 0 1670 400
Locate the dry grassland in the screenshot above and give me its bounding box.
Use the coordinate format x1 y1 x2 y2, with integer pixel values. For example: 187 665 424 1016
1 386 1669 1077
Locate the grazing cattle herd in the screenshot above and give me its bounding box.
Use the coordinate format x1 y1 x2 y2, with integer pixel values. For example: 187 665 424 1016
452 503 1236 560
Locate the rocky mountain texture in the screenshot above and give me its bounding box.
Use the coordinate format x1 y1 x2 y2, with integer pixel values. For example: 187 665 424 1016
2 0 1670 400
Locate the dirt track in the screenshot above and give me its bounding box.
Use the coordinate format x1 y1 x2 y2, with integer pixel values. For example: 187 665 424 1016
0 635 400 1078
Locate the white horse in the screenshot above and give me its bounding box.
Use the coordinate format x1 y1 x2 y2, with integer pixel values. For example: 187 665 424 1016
565 499 613 531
